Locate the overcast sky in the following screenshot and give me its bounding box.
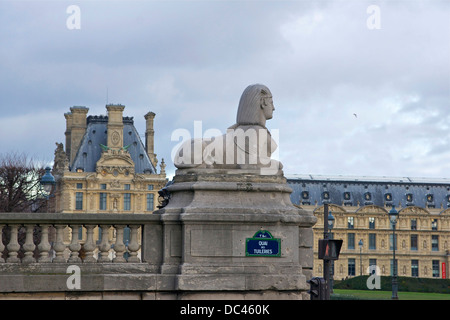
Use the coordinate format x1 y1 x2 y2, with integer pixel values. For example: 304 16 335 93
0 0 449 180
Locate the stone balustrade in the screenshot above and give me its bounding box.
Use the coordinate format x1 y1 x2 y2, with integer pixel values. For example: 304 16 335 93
0 223 141 264
0 212 161 265
0 212 168 298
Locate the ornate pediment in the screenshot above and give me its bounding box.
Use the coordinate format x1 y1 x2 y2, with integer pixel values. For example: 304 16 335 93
399 206 430 215
96 149 135 176
314 204 347 215
356 205 388 214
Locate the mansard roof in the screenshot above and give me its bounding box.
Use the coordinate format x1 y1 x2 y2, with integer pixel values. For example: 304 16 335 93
286 174 450 209
70 115 156 174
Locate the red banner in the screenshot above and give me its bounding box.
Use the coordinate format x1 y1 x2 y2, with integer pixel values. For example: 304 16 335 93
443 263 447 279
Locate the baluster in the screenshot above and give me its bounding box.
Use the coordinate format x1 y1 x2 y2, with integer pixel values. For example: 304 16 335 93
68 225 82 263
0 224 5 263
127 225 141 263
98 225 111 263
112 225 126 263
38 224 52 263
22 224 36 263
6 224 21 263
83 225 96 263
53 225 66 263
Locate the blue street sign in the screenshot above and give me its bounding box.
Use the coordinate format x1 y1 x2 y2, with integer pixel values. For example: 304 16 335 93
245 230 281 257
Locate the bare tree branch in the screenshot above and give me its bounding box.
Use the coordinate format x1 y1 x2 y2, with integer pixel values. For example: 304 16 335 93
0 153 47 213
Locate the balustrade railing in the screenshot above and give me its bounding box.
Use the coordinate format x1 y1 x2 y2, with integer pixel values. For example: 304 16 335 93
0 213 161 264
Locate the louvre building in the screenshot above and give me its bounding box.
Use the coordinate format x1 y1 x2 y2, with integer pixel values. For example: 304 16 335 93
287 174 450 280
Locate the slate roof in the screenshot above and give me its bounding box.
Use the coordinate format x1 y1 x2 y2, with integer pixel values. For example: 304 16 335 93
70 115 156 174
286 174 450 209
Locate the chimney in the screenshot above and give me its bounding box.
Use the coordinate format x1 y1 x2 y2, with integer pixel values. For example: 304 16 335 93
69 106 88 166
64 112 73 163
144 111 157 167
106 104 125 149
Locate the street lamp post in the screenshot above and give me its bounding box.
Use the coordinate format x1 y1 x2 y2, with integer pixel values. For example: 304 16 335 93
323 203 335 300
327 211 335 235
389 206 399 300
358 239 363 276
40 167 56 212
328 210 335 294
40 167 56 199
40 167 56 260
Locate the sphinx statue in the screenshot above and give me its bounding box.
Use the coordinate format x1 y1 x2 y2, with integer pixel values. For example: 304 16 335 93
157 85 316 300
174 84 282 175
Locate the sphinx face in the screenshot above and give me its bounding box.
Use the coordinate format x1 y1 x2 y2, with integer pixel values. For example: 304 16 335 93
262 96 275 120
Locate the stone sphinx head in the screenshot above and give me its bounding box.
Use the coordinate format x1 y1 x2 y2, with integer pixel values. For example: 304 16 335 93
235 84 274 127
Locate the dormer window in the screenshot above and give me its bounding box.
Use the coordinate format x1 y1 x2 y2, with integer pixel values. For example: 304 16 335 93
406 193 414 206
426 193 435 208
364 191 373 205
301 191 310 205
343 191 352 206
384 192 393 207
384 193 392 202
302 191 309 200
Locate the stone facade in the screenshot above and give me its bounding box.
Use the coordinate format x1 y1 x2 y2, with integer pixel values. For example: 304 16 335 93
308 204 450 280
287 175 450 280
52 104 167 214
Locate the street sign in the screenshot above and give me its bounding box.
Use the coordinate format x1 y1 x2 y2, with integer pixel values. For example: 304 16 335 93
245 230 281 257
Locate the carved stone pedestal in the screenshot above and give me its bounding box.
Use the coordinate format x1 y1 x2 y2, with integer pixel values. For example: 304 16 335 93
154 169 316 299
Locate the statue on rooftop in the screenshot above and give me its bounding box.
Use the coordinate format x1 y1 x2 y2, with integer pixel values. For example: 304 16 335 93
53 142 69 176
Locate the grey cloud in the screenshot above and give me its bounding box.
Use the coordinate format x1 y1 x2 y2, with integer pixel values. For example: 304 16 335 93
0 0 448 179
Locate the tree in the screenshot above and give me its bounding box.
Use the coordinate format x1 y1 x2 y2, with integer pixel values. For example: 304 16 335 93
0 153 52 260
0 153 48 213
